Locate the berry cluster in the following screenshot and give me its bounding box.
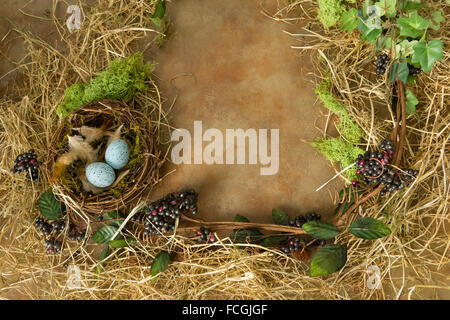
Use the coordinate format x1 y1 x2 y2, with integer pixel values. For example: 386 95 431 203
280 236 325 254
34 217 66 235
10 149 40 181
289 212 321 228
139 189 199 235
196 226 216 242
408 63 422 77
375 53 390 75
354 139 418 196
68 228 86 242
44 238 62 254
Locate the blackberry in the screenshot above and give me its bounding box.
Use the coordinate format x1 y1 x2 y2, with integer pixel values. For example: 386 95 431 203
280 236 326 254
68 227 86 243
10 149 41 181
141 189 199 235
196 226 216 242
375 53 389 75
408 63 421 77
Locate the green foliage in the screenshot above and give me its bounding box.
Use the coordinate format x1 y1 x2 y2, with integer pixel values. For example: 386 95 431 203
340 8 359 33
398 12 428 38
389 62 409 83
230 214 264 243
56 53 155 118
302 221 341 240
412 40 444 73
310 244 347 277
151 251 170 283
405 89 418 115
91 225 118 244
260 236 287 247
318 0 345 28
348 217 391 239
272 209 289 225
38 190 63 221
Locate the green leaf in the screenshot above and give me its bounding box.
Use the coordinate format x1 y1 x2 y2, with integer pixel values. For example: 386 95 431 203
310 244 347 277
38 190 62 221
429 10 445 31
349 217 391 239
272 209 289 225
360 21 382 42
402 1 424 12
151 0 166 19
405 89 418 115
377 36 392 50
395 39 418 58
412 40 443 73
109 238 136 248
230 229 264 243
302 221 341 240
375 0 397 17
103 211 124 227
398 12 428 38
233 214 250 223
91 225 118 244
389 62 409 83
151 251 170 282
341 8 359 33
259 236 287 247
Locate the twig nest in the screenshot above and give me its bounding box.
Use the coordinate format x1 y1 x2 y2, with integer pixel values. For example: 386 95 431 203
46 99 162 216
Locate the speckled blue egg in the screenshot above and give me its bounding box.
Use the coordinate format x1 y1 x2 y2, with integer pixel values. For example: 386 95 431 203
105 139 130 170
86 162 116 188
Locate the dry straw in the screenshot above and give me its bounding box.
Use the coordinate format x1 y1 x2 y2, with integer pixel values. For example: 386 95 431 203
0 0 449 299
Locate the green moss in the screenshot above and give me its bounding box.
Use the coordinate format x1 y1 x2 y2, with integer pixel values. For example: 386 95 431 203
318 0 345 28
311 138 363 180
315 78 363 144
312 78 364 181
56 53 155 118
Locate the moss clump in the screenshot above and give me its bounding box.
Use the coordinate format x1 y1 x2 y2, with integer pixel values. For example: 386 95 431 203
312 78 364 181
318 0 345 28
56 53 155 118
311 138 362 181
314 78 363 144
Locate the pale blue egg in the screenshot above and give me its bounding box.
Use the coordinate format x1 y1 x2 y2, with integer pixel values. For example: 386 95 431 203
105 139 130 170
86 162 116 188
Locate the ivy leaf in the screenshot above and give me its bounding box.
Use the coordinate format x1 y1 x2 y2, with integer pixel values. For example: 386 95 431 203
272 209 289 225
412 40 443 73
38 190 62 221
259 236 287 247
310 244 347 277
375 0 397 18
109 238 136 248
151 0 166 19
360 21 382 43
376 36 392 50
429 10 445 31
395 39 418 58
349 217 391 239
389 62 409 83
151 251 170 283
398 12 428 38
402 1 424 12
302 221 341 240
91 225 118 244
341 8 359 33
405 89 418 115
103 211 124 227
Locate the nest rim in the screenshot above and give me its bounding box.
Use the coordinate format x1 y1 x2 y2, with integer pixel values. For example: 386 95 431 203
45 99 161 217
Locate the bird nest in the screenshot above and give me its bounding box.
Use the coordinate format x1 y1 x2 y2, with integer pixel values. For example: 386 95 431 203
45 99 161 217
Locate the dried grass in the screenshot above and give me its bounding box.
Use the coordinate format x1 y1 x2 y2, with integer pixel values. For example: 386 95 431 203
0 0 448 300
